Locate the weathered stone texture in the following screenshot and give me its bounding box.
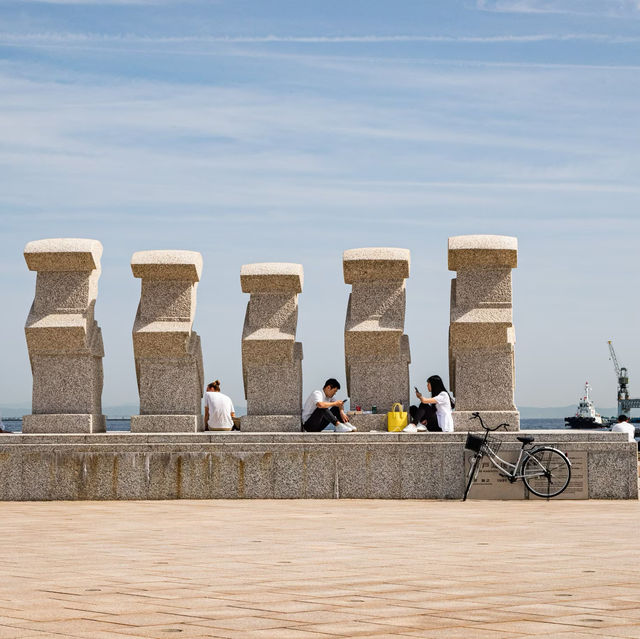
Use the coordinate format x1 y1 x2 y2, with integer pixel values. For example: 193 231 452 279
449 235 519 431
0 431 634 500
130 250 204 433
23 238 106 433
344 248 411 413
240 263 303 431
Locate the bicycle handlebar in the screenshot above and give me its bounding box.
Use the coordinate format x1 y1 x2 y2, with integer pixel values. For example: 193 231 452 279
483 422 506 431
468 412 510 431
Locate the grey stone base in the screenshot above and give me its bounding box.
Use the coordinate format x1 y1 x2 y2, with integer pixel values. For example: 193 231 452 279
0 430 635 500
130 415 203 433
453 411 520 431
21 414 106 434
240 415 301 432
348 413 388 431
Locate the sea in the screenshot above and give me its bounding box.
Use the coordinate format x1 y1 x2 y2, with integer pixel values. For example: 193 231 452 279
0 417 579 433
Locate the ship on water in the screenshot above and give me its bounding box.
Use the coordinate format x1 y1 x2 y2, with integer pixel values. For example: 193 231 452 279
565 382 605 429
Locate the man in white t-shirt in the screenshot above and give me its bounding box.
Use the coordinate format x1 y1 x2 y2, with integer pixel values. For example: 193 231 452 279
204 380 235 431
611 414 636 444
302 378 356 433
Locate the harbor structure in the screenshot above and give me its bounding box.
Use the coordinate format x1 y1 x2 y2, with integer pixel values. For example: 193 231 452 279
608 340 640 417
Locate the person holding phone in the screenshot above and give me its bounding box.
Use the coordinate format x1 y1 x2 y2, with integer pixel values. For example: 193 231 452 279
301 378 356 432
404 375 455 433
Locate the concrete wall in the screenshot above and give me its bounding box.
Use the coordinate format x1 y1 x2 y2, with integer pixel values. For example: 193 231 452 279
0 432 635 501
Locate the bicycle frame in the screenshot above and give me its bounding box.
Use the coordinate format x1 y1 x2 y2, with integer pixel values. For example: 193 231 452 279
482 441 532 481
469 413 537 481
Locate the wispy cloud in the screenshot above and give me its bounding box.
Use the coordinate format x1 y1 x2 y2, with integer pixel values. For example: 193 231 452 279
14 0 184 5
0 54 638 220
477 0 640 17
3 31 640 47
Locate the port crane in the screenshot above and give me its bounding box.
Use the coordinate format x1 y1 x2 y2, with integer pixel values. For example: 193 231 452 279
607 340 640 417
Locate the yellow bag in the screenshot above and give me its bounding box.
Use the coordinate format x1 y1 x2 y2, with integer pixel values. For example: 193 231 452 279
387 403 408 432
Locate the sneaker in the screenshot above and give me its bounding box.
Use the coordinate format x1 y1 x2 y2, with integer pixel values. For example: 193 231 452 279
416 424 427 432
321 423 336 432
344 422 357 432
334 422 352 433
402 424 418 433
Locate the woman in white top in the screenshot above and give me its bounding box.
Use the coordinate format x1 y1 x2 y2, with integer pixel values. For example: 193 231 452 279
404 375 455 433
204 380 236 431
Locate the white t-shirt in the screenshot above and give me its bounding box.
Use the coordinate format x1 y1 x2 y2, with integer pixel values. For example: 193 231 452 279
204 391 235 430
434 391 454 432
612 422 635 443
302 390 329 423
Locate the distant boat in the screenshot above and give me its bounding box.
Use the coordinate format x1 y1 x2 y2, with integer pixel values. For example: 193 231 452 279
565 382 604 429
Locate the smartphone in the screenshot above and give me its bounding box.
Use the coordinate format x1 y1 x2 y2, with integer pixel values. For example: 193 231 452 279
414 386 420 393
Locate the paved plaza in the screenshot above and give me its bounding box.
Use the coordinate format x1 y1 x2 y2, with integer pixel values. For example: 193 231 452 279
1 500 639 638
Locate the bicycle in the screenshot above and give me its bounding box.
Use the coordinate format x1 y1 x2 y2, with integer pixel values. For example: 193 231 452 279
463 412 572 501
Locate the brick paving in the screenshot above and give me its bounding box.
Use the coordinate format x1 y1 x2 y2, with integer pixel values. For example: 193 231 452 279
0 500 639 638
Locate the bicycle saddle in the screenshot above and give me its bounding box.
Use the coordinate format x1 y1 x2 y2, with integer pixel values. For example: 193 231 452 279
517 436 535 444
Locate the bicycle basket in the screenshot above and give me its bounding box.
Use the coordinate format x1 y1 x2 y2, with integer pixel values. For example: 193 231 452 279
465 433 484 453
465 432 503 454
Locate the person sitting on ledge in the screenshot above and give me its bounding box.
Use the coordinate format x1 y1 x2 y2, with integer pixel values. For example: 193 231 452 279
204 380 235 431
403 375 455 433
611 414 636 444
302 378 356 433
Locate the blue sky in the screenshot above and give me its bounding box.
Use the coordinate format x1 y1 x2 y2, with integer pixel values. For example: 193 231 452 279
1 0 639 412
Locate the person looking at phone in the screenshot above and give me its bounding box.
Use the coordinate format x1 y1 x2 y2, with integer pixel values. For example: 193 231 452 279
301 378 356 433
403 375 455 433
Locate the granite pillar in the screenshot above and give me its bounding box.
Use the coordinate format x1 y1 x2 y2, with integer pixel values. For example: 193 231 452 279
22 238 106 433
130 251 204 432
448 235 520 431
240 263 303 432
343 248 411 429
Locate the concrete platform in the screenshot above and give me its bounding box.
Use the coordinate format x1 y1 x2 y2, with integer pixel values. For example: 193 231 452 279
0 431 636 500
0 499 639 638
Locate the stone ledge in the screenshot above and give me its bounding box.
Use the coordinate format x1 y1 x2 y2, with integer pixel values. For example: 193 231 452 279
240 263 303 293
0 433 635 501
448 235 518 270
240 415 301 432
131 250 203 281
0 430 629 444
24 238 103 272
343 247 410 283
130 415 204 433
21 414 106 434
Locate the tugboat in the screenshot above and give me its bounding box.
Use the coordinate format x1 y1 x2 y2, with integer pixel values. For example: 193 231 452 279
565 382 604 429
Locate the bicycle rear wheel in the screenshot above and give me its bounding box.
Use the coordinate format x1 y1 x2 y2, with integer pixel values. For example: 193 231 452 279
522 447 571 498
463 453 482 501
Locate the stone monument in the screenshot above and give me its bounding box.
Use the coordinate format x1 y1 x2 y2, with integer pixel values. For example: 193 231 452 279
23 238 106 433
448 235 519 431
343 248 411 427
130 251 204 432
240 263 303 432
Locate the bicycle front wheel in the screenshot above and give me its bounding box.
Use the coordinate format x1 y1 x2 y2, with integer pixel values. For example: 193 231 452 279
522 447 571 498
463 454 482 501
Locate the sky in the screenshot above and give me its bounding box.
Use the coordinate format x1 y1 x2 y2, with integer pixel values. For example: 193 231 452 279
1 0 639 413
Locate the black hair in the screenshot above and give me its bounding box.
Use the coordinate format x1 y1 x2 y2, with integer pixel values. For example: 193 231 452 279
427 375 455 409
324 378 341 390
617 415 629 422
207 380 221 391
